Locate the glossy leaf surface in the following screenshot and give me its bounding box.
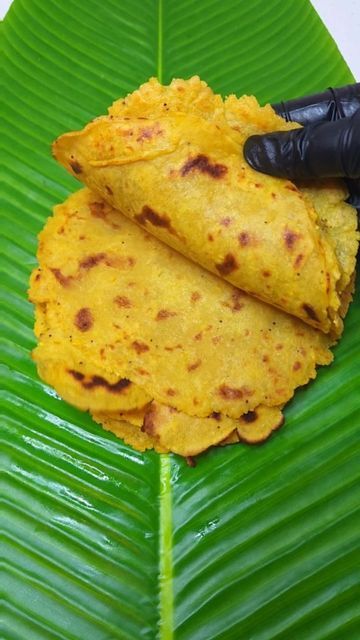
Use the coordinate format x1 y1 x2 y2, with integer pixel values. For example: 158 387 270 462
1 1 359 638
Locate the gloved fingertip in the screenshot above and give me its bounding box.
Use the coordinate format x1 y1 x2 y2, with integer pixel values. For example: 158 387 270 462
243 134 286 177
243 135 265 171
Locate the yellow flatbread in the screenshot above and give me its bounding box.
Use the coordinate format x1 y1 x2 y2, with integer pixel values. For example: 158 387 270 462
29 189 333 427
53 77 358 335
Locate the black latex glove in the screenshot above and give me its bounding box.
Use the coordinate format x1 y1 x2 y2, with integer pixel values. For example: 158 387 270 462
244 83 360 207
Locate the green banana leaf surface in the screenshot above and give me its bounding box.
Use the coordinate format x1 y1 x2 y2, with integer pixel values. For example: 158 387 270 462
1 0 359 638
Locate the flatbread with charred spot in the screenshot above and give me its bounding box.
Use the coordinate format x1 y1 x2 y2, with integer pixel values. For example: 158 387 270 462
91 410 168 453
29 189 333 424
237 405 284 443
32 300 151 412
53 76 359 335
142 402 237 456
33 347 151 413
140 401 284 456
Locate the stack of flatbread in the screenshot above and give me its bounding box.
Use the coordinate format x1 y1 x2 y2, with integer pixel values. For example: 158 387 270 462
29 77 358 457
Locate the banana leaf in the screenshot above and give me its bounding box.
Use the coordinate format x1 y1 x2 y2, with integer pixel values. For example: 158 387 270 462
1 1 359 638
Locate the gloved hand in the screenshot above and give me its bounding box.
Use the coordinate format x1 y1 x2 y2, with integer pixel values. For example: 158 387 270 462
244 83 360 207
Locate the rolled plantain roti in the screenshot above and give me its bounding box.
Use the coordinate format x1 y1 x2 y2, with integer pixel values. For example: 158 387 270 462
29 188 342 457
52 77 358 335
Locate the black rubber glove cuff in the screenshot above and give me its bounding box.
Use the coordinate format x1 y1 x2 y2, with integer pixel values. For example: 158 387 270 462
272 83 360 125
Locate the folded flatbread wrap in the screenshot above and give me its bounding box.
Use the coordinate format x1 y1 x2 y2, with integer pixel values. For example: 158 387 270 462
52 77 358 335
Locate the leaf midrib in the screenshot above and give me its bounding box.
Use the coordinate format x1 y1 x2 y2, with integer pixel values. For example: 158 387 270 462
156 3 174 638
